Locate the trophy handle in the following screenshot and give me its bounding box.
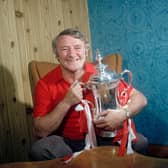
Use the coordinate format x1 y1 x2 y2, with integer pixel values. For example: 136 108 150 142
120 69 132 87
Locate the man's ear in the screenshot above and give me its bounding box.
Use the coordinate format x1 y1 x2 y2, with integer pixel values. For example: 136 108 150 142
85 49 89 57
56 55 60 62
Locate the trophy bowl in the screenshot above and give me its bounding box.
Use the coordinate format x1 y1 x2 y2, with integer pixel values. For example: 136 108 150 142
87 49 132 137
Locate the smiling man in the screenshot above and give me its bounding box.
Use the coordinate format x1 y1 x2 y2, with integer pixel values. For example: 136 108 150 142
30 28 148 161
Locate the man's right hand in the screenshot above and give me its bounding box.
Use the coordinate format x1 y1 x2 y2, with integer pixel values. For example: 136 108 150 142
63 81 83 106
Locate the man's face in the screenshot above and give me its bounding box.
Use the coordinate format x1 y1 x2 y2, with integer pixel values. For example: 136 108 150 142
56 35 87 73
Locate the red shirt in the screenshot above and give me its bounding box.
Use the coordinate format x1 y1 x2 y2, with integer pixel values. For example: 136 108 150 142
33 62 133 140
33 62 97 139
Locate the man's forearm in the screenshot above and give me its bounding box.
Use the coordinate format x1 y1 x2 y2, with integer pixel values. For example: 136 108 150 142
34 100 71 137
122 88 147 118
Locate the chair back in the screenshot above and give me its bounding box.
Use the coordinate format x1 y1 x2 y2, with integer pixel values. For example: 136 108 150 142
28 54 122 98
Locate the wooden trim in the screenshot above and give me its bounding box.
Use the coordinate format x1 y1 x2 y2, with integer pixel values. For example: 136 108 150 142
148 144 168 158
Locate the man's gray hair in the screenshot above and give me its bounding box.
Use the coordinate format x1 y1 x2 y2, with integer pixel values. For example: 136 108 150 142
52 28 90 56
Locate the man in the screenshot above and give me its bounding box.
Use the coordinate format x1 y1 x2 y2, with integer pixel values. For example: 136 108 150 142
30 28 148 161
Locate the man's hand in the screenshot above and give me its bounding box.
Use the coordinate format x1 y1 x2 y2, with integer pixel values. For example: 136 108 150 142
63 81 83 106
93 109 126 131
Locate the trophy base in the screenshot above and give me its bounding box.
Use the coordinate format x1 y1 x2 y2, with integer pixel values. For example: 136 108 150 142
99 130 117 137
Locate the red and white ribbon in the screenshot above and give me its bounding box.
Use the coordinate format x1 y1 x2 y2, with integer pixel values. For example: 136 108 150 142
65 100 97 163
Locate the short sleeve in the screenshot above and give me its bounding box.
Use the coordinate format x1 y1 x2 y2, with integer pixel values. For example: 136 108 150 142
117 79 133 106
33 79 52 117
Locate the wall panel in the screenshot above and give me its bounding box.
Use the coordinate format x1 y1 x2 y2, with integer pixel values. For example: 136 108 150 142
0 0 91 163
88 0 168 145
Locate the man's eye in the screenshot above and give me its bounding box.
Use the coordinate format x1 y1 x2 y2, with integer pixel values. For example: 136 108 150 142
75 47 81 50
62 48 68 51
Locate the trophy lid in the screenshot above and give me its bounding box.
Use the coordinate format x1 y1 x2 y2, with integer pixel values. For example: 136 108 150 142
90 49 122 84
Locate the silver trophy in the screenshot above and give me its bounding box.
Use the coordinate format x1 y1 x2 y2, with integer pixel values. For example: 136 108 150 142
87 49 132 137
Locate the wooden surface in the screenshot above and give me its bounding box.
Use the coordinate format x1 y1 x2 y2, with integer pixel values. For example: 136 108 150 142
0 159 70 168
0 0 91 162
0 147 168 168
70 146 168 168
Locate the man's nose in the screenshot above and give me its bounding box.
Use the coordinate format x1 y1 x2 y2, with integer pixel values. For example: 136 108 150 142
68 48 76 55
